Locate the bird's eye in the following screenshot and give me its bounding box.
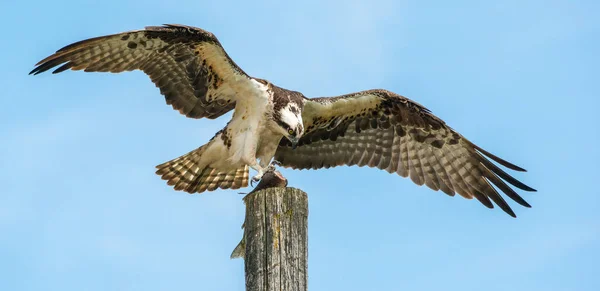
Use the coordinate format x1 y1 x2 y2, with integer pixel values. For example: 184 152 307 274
288 129 294 135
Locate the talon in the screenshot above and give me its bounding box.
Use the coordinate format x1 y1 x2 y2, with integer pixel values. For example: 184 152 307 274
251 176 261 187
272 160 282 167
251 171 264 186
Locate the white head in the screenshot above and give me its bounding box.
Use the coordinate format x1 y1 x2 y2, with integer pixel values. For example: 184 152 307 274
274 103 304 149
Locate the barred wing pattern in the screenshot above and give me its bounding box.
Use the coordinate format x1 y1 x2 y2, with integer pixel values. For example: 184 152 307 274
30 24 257 119
156 147 250 193
275 90 536 217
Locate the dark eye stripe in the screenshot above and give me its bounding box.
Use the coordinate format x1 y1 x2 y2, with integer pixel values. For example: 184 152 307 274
275 120 299 136
276 120 289 129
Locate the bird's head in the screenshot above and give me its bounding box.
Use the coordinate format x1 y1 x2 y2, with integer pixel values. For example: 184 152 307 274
274 103 304 149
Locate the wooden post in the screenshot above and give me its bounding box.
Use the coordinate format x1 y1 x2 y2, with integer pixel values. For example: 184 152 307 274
231 171 308 291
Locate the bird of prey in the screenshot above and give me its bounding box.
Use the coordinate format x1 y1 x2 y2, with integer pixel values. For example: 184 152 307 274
30 24 536 217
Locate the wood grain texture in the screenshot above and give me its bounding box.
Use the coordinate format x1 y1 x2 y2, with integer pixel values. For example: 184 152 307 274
243 187 308 291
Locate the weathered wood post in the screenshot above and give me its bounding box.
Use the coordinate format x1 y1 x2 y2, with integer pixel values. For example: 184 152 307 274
231 171 308 291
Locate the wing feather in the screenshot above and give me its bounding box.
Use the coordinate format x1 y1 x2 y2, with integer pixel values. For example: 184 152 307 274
426 145 456 196
274 89 536 217
407 139 425 186
397 134 410 177
31 24 261 119
419 145 440 191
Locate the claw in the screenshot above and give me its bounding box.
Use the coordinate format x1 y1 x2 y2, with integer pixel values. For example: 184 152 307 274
265 160 281 172
251 170 264 187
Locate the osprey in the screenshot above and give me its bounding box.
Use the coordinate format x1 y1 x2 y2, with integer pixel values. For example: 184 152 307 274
30 24 536 217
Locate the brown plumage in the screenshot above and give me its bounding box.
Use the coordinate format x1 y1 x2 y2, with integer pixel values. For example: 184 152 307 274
30 24 251 119
275 89 536 217
155 145 249 193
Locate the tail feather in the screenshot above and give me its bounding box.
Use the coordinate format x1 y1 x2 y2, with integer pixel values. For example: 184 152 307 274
156 147 249 193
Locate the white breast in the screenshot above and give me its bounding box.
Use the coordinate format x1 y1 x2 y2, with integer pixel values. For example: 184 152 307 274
227 79 271 164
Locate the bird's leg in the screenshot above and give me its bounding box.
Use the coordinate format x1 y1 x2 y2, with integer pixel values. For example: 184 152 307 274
250 159 282 187
265 164 276 172
262 158 282 174
249 162 266 187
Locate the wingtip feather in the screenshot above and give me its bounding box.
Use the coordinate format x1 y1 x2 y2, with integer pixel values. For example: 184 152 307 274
472 144 528 172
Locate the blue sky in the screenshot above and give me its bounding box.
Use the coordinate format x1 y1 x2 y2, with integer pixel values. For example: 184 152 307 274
1 0 599 290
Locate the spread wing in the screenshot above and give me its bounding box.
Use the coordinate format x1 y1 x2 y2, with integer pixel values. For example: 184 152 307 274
274 89 536 217
30 24 263 119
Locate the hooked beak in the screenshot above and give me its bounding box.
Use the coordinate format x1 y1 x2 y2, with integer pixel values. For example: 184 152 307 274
289 136 299 150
